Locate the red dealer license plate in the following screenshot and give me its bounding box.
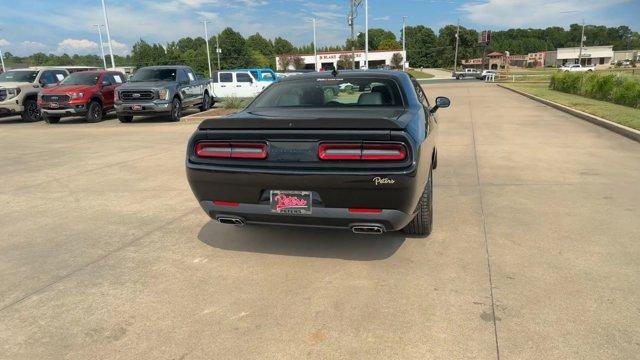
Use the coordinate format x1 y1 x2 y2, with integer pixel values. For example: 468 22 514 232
131 105 143 111
270 191 312 215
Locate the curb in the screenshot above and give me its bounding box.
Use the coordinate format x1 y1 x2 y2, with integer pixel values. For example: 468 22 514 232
498 84 640 143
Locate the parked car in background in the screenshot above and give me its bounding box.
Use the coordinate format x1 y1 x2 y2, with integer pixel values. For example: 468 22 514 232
453 68 480 80
477 69 497 80
0 67 69 121
186 70 451 236
211 70 264 101
238 68 278 84
559 63 595 72
38 70 125 123
114 65 212 123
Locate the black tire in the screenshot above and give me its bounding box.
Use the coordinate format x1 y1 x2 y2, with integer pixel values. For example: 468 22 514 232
86 101 103 123
403 168 433 237
21 98 41 122
169 98 181 122
199 93 211 112
118 115 133 123
42 113 60 124
456 75 463 80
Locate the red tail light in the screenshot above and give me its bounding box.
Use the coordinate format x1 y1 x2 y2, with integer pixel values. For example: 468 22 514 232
319 143 406 161
213 201 239 207
196 142 267 159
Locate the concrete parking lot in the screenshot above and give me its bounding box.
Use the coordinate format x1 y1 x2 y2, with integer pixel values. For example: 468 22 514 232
1 83 639 359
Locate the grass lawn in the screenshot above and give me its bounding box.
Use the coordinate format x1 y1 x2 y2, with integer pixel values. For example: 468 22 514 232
502 82 640 131
405 69 435 79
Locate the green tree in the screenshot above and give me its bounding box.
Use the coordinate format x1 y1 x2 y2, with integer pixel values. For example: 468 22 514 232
218 27 249 69
274 37 295 55
405 25 438 68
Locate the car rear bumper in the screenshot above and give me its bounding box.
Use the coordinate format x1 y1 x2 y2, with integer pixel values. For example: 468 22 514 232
115 101 172 115
199 201 414 231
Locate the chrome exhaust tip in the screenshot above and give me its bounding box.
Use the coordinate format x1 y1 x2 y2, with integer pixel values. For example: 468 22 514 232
351 225 385 234
217 216 246 226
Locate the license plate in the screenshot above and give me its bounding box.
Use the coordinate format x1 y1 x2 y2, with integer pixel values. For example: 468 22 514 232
270 191 312 215
131 105 143 111
49 102 59 109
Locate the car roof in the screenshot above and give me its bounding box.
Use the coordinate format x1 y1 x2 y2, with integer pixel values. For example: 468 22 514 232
278 70 410 82
139 65 191 70
10 67 67 72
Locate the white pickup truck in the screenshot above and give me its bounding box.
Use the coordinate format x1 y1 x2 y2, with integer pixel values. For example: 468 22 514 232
559 64 595 72
210 70 269 102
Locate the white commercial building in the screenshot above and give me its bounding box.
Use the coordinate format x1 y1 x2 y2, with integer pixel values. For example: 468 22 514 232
275 50 407 71
556 45 613 68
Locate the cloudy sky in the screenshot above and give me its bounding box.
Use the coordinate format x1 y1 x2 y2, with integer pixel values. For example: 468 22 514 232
0 0 638 56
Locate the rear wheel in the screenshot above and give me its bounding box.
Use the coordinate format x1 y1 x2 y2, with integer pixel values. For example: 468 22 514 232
21 99 41 122
118 115 133 123
43 113 60 124
86 101 103 123
403 168 433 237
199 93 211 112
169 98 181 122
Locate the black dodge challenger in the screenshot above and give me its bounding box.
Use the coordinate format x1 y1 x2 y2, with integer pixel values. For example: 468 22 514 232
186 70 450 236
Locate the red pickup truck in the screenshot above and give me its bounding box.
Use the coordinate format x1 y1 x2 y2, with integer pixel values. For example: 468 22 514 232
38 70 125 123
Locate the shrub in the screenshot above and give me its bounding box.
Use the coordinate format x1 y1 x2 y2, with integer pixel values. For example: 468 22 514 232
550 72 640 108
220 96 248 109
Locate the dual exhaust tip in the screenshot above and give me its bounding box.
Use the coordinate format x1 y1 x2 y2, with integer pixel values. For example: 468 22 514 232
217 216 384 235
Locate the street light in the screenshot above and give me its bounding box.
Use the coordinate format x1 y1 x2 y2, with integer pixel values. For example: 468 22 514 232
348 0 362 70
201 20 212 78
453 19 460 76
364 0 368 69
312 18 318 71
100 0 116 68
0 28 5 73
402 16 407 70
215 35 221 70
93 24 107 69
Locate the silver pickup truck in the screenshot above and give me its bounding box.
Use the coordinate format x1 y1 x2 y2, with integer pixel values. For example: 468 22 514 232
114 65 212 123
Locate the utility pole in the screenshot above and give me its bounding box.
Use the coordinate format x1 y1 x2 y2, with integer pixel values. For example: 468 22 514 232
201 20 212 78
100 0 116 68
349 1 355 69
312 18 318 71
453 19 460 76
364 0 368 69
0 28 5 73
578 18 585 65
93 24 107 69
402 16 407 70
215 36 221 70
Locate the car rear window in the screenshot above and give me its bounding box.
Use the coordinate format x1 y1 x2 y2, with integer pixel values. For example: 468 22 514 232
251 77 403 108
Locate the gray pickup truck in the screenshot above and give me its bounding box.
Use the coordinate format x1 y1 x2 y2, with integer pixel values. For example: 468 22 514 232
114 65 212 122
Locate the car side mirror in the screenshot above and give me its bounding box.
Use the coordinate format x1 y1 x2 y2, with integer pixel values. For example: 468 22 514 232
430 96 451 113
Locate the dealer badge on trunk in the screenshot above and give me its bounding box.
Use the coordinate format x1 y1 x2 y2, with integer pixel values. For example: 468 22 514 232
373 177 395 186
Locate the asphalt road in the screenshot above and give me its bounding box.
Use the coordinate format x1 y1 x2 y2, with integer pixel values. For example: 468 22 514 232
1 83 639 359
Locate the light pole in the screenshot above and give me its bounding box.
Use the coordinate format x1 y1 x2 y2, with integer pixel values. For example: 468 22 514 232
453 19 460 76
364 0 368 69
215 36 221 70
93 24 107 69
312 18 318 71
348 0 362 70
402 16 407 70
100 0 116 68
578 18 585 65
0 28 5 73
201 20 212 78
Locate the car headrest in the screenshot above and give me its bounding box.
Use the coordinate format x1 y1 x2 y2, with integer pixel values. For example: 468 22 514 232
371 85 392 104
301 87 325 106
277 94 301 106
357 92 383 105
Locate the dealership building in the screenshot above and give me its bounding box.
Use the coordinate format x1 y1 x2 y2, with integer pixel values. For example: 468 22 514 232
275 50 407 71
551 46 614 67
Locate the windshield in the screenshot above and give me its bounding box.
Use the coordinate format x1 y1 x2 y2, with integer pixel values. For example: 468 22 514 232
130 68 177 82
251 77 403 108
0 70 38 83
60 73 99 86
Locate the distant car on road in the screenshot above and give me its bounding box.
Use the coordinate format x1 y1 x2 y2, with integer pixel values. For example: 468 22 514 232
114 65 212 123
559 64 595 72
477 69 497 80
453 68 480 80
186 70 451 236
38 70 126 123
0 67 69 122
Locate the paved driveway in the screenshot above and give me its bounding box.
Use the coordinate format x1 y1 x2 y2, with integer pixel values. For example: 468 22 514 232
0 83 639 359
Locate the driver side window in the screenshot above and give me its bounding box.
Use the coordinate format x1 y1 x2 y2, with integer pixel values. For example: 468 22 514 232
177 69 189 84
39 71 57 85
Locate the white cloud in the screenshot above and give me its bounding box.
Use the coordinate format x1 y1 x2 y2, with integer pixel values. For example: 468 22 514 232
0 39 10 47
460 0 629 28
107 39 130 56
56 38 99 54
20 41 48 51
